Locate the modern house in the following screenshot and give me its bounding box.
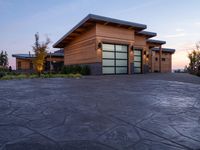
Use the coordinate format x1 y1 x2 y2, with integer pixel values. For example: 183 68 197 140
12 49 64 71
53 14 175 75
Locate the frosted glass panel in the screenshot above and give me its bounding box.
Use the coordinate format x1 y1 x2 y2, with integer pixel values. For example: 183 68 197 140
103 52 114 58
134 50 141 56
116 45 127 52
134 62 141 67
102 59 115 66
102 44 114 51
102 67 115 74
134 68 141 73
134 56 141 62
116 53 127 59
116 67 127 74
116 60 127 66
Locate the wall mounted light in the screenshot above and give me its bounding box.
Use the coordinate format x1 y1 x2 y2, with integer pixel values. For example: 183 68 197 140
130 45 134 51
98 42 102 50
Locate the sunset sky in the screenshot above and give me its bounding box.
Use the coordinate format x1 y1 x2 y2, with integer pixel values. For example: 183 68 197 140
1 0 200 69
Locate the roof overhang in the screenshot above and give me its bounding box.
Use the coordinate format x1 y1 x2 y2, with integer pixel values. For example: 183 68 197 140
147 39 166 45
136 31 157 38
12 54 35 59
151 48 175 53
53 14 147 48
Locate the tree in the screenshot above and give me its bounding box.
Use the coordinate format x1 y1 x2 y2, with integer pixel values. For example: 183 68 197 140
188 42 200 76
0 50 8 68
32 33 50 77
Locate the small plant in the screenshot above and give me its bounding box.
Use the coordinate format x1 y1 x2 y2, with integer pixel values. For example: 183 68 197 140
0 72 6 78
61 65 90 75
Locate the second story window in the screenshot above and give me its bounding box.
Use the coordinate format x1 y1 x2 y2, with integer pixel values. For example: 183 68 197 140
155 57 158 61
162 58 166 61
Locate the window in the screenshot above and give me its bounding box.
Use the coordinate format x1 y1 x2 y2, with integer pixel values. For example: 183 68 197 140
18 62 21 70
155 57 158 61
162 58 166 61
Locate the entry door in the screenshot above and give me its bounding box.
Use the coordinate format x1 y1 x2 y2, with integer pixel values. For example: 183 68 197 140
133 49 142 73
102 44 128 74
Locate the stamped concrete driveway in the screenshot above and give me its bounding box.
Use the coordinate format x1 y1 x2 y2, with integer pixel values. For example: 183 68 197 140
0 73 200 150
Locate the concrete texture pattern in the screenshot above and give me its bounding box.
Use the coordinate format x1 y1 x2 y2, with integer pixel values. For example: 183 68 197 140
0 73 200 150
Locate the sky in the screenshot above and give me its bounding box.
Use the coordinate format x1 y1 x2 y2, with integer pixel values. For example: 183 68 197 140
1 0 200 69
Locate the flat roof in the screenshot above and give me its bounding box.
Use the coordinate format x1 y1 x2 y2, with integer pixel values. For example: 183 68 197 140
12 52 64 59
53 14 147 48
151 48 175 53
136 31 157 38
147 39 166 45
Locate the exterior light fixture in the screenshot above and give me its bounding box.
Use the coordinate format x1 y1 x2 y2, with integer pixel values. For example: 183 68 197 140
130 45 134 51
144 51 146 55
98 42 102 50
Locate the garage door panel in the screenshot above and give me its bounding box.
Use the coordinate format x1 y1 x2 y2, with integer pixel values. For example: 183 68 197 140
103 51 115 59
116 67 127 74
102 59 115 66
102 44 128 74
116 60 127 66
116 53 127 59
102 67 115 74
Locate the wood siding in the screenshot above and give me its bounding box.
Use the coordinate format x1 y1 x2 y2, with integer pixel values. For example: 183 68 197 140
152 52 172 73
16 59 33 70
64 26 97 65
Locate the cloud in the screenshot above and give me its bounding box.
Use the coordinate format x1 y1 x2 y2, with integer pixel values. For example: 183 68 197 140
164 33 186 38
195 22 200 25
175 28 184 32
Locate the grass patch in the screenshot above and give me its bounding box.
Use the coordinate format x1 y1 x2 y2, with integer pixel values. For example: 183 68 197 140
0 73 82 80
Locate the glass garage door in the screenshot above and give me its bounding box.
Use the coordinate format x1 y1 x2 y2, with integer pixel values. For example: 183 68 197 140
133 49 142 73
102 44 128 74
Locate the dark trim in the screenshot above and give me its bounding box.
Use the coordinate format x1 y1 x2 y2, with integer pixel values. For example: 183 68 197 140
147 39 166 45
151 47 175 53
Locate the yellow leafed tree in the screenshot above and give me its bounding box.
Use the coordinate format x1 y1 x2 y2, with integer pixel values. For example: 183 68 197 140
32 33 50 77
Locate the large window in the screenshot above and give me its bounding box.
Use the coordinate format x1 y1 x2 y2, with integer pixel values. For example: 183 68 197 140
102 44 128 74
133 49 142 73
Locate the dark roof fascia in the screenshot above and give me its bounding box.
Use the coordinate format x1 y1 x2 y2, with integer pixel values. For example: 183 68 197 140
147 39 166 45
136 31 157 38
12 54 35 59
151 48 175 53
53 14 147 48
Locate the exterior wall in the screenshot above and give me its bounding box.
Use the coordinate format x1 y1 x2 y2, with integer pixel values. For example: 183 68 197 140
134 35 148 74
63 23 173 75
96 23 135 74
152 52 172 73
46 57 64 62
64 25 97 65
16 58 33 70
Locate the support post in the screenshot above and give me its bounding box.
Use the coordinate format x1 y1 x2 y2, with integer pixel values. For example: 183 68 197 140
159 45 162 73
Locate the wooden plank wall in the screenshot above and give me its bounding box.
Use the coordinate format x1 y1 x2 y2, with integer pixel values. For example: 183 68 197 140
64 26 97 65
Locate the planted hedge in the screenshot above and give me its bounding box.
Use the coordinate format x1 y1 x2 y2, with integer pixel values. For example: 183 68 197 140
62 65 90 75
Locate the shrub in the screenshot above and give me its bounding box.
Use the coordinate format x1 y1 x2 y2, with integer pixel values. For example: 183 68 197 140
81 65 90 75
62 65 90 75
0 72 6 78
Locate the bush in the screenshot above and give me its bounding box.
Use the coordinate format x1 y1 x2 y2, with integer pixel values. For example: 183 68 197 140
81 65 90 75
0 72 6 78
62 65 90 75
